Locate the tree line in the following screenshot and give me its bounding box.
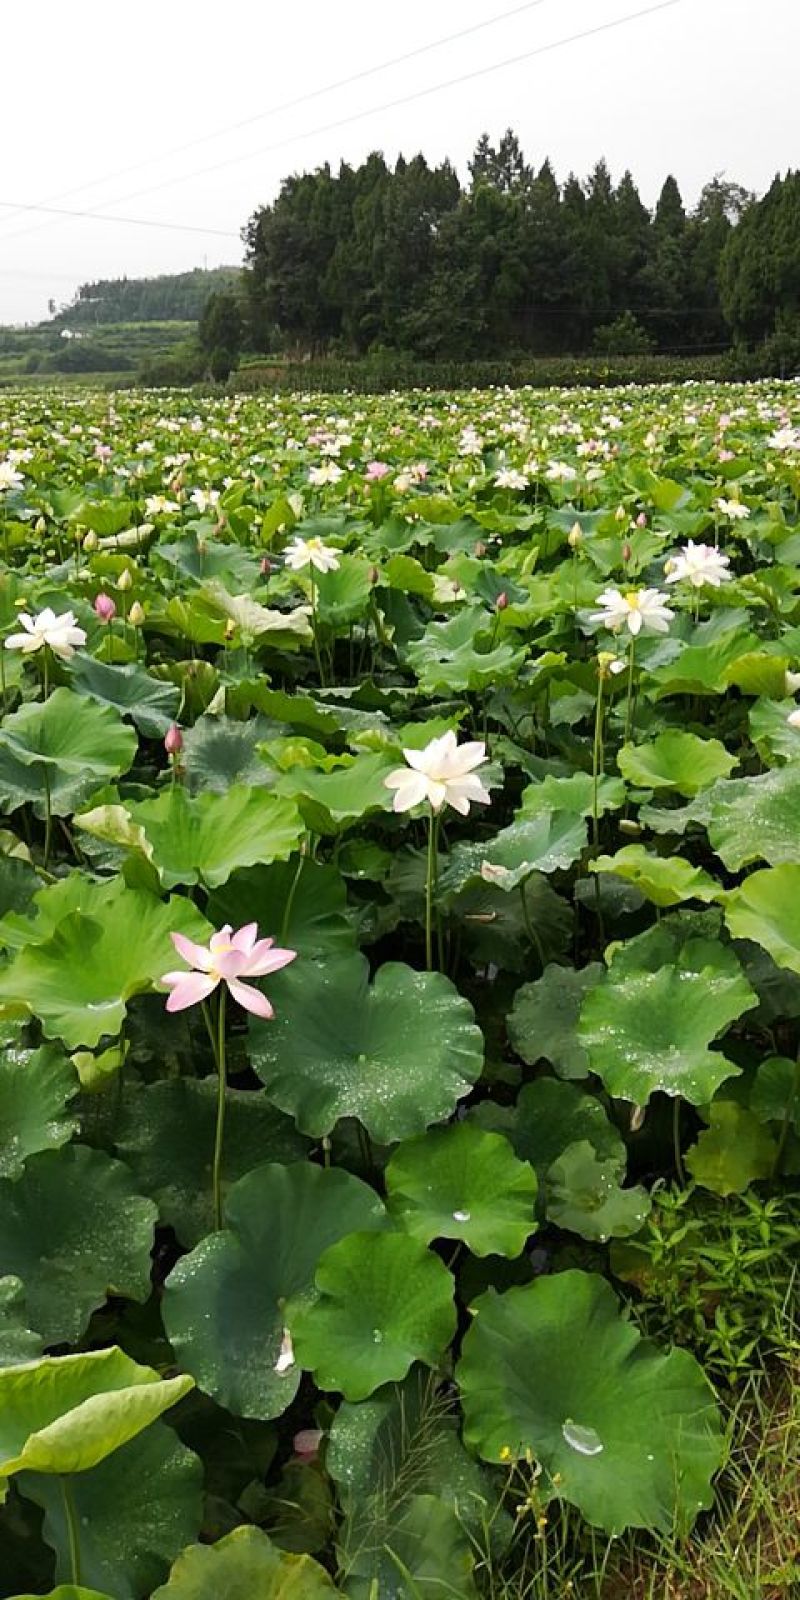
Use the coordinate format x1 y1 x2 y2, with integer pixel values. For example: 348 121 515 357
234 132 799 362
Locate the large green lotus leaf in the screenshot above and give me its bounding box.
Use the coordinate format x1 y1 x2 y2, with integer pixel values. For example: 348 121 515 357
181 714 277 795
328 1367 504 1557
617 732 736 797
456 1271 723 1533
749 697 800 766
706 764 800 870
127 785 303 888
0 1145 156 1344
0 1278 43 1366
20 1420 203 1600
590 846 720 908
209 859 356 962
578 931 757 1105
0 1042 79 1179
0 1347 192 1476
0 883 212 1048
545 1141 650 1242
115 1079 310 1248
275 753 395 835
291 1232 456 1402
517 771 625 820
314 554 373 629
471 1080 624 1204
9 1590 113 1599
507 963 605 1079
339 1493 477 1599
150 1525 340 1599
649 629 759 699
385 1122 537 1258
67 655 180 737
406 607 526 694
442 813 587 896
448 874 572 974
685 1103 777 1196
249 953 483 1142
723 866 800 974
750 1056 800 1128
0 688 137 818
163 1163 387 1420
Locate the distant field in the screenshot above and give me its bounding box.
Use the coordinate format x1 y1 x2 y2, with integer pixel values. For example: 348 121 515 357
0 319 196 382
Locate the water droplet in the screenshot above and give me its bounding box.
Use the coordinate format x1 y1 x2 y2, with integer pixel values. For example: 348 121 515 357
453 1209 471 1223
562 1419 603 1457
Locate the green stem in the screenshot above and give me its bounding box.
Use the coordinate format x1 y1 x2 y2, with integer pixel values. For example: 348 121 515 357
673 1097 685 1187
591 673 606 851
519 879 546 969
61 1475 82 1585
280 849 306 945
310 574 325 687
211 988 227 1231
42 646 50 702
42 764 53 870
624 635 636 745
773 1055 800 1178
425 807 440 972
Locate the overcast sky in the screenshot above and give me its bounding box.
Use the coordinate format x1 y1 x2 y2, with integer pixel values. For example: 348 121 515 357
1 0 796 325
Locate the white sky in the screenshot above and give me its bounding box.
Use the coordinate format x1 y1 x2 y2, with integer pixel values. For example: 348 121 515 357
1 0 796 325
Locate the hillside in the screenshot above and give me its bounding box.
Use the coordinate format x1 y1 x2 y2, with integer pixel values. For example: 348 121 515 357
51 265 241 326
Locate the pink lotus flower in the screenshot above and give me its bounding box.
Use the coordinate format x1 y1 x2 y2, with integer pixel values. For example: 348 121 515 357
164 723 184 756
94 593 116 623
162 923 296 1017
365 460 390 481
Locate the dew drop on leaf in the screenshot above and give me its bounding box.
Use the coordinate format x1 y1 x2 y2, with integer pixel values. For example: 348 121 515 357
562 1419 604 1456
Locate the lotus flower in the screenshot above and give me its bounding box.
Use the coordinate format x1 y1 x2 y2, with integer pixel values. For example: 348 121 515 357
589 587 674 637
162 923 296 1017
385 730 490 816
284 535 340 574
664 542 732 589
5 607 87 659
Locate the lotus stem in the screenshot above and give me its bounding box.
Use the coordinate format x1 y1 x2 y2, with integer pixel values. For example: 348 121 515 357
519 879 546 969
202 989 228 1231
624 636 636 746
673 1097 685 1187
310 573 325 687
280 849 306 946
42 765 53 870
773 1054 800 1178
425 807 440 972
61 1475 82 1585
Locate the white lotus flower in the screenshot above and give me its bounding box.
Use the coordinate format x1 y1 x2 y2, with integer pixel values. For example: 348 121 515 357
767 427 800 451
664 542 732 589
189 487 220 513
384 730 490 816
589 588 674 637
308 462 343 486
545 461 577 482
494 468 529 490
145 494 180 516
0 461 24 493
715 497 750 520
284 535 340 574
5 607 87 660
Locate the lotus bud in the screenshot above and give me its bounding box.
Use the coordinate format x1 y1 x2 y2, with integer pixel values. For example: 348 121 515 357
368 565 380 585
568 522 582 549
94 592 116 623
83 529 98 552
260 556 271 577
621 542 632 563
615 505 627 523
117 568 132 592
164 724 183 757
635 512 647 528
129 600 145 627
496 592 508 611
618 818 642 837
292 1429 323 1464
34 516 47 535
224 619 236 641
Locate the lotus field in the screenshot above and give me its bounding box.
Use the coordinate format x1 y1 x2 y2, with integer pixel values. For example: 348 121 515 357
1 380 800 1597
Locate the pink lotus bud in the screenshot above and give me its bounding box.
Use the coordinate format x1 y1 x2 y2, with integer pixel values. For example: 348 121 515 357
621 543 632 563
165 724 184 757
496 592 508 611
260 556 272 577
292 1428 323 1463
94 593 116 623
635 512 647 528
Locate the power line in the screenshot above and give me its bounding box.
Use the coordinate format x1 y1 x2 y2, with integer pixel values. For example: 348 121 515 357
2 0 681 248
0 201 240 241
0 0 556 239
